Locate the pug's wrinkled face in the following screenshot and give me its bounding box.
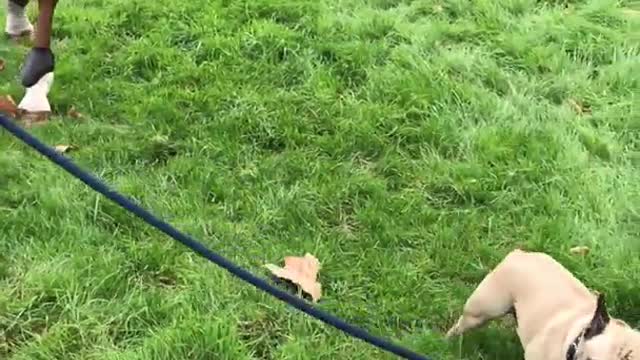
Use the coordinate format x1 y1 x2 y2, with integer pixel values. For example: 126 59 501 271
577 295 640 360
579 326 639 360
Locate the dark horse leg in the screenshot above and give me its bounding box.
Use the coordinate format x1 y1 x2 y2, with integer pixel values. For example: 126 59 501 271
20 0 58 88
5 0 58 113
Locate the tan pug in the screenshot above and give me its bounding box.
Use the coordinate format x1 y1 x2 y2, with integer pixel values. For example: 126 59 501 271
446 249 640 360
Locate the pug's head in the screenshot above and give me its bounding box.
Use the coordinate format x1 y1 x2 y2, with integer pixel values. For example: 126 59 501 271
577 294 640 360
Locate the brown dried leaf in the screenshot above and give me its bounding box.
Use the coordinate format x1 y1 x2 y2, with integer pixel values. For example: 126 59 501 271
67 106 83 119
0 95 18 117
0 59 5 72
570 246 590 256
266 253 322 302
54 144 76 154
567 99 591 115
17 110 50 126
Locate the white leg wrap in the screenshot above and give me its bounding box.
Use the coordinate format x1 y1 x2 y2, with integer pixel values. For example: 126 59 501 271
18 72 54 113
5 1 33 36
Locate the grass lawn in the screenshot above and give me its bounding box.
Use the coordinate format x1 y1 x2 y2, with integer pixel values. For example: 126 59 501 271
1 0 640 358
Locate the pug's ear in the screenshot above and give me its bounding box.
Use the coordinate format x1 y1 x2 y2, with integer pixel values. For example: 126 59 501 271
584 293 610 339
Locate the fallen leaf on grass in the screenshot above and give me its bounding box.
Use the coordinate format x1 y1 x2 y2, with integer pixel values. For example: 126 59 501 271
0 94 52 126
570 246 590 256
0 59 5 72
67 106 83 119
54 144 76 154
0 95 18 117
567 99 591 115
265 253 322 302
17 110 50 126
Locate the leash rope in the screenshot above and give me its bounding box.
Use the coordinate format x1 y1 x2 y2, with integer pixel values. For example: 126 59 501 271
0 115 432 360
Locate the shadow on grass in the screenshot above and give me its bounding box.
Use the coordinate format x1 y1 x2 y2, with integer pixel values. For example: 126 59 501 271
451 325 524 359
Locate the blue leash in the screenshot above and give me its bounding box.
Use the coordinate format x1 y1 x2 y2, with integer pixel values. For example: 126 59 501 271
0 115 432 360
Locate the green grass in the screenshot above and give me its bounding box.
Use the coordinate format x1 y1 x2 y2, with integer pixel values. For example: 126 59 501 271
1 0 639 358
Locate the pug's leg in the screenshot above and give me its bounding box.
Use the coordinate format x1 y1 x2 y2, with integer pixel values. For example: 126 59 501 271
446 253 518 338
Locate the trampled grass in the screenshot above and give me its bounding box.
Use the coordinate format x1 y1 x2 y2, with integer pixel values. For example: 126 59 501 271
1 0 639 358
